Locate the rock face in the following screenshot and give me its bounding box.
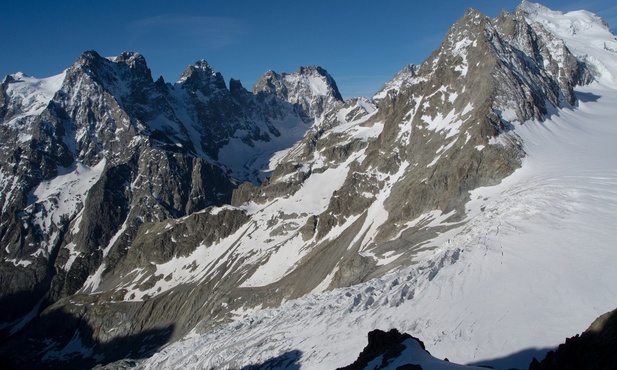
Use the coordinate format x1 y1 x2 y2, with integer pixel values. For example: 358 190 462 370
252 66 344 122
0 3 595 368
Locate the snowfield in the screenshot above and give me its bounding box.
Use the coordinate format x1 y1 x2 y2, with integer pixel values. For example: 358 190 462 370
135 3 617 369
3 71 66 127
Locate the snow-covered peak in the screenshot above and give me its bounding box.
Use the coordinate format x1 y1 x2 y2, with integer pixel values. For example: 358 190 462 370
5 71 65 94
285 66 344 100
8 71 29 81
517 0 553 17
252 65 344 120
520 1 617 84
519 1 612 35
253 65 343 101
2 70 66 124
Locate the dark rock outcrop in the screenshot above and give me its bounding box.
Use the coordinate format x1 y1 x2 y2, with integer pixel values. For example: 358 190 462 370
529 308 617 370
337 329 425 370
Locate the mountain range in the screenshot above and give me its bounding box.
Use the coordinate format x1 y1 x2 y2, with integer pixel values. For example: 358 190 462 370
1 1 616 369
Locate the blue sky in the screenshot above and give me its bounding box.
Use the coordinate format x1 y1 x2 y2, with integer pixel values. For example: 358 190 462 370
2 1 616 99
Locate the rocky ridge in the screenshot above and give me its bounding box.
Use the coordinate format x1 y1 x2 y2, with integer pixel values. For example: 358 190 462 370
0 50 344 346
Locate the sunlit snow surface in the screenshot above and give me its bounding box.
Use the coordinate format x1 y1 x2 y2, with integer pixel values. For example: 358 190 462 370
3 72 66 126
139 5 617 370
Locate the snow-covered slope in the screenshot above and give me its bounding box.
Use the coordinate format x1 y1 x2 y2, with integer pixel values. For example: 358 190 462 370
1 72 65 127
136 3 617 369
522 0 617 84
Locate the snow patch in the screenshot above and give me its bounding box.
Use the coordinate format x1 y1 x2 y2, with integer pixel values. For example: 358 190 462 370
28 159 106 240
5 258 33 268
422 106 469 139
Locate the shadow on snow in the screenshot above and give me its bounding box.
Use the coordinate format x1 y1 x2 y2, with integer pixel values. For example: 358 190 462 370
0 292 174 370
469 346 555 370
242 350 303 370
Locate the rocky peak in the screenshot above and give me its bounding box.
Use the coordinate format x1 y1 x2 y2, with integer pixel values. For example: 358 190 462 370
434 7 486 47
296 65 344 101
253 65 344 121
229 78 248 96
373 64 416 102
177 59 228 95
65 50 156 102
1 74 16 85
252 70 281 95
67 50 113 86
71 50 144 80
415 4 589 123
113 51 150 75
75 49 104 66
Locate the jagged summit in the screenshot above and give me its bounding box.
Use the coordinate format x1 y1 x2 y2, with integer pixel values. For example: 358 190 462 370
193 58 215 70
72 50 151 82
373 64 415 101
253 66 343 98
176 59 227 94
111 51 148 67
252 65 344 121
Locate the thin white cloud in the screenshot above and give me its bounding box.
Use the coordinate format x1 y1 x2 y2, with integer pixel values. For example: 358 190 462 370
127 15 248 49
